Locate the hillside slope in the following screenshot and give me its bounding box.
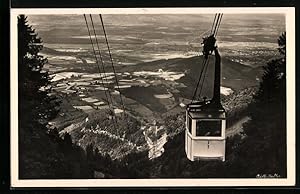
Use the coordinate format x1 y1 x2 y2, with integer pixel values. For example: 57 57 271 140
116 55 262 100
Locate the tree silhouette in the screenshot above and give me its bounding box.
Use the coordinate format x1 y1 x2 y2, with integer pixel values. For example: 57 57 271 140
18 14 60 125
278 32 286 56
238 32 287 177
18 15 93 179
18 15 49 98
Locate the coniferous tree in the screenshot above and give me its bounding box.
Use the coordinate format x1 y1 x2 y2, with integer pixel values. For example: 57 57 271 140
238 32 287 177
18 14 62 178
18 15 49 97
18 15 93 179
18 15 60 126
278 32 286 56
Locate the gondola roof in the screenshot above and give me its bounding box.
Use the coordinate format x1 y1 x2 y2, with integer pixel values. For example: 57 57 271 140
187 100 226 119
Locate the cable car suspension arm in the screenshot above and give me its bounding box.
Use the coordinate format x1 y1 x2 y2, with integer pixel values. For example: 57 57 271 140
191 13 223 102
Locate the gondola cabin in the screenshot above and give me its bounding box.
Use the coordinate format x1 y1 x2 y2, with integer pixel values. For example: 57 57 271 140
185 30 226 161
185 100 226 161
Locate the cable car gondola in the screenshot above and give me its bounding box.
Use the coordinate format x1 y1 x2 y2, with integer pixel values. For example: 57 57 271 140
185 13 226 162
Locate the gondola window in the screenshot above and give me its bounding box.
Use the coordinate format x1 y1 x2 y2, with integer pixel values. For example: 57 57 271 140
187 116 192 134
196 120 222 136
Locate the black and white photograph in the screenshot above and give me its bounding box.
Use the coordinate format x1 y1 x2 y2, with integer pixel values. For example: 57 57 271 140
10 8 295 187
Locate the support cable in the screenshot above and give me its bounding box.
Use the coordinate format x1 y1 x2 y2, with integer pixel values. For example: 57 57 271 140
89 14 114 108
198 56 210 100
84 14 117 130
214 13 223 37
99 14 126 119
210 14 217 35
212 14 221 36
83 14 110 107
191 58 208 102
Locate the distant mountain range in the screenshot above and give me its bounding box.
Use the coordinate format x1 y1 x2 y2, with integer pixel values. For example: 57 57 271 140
29 14 285 67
